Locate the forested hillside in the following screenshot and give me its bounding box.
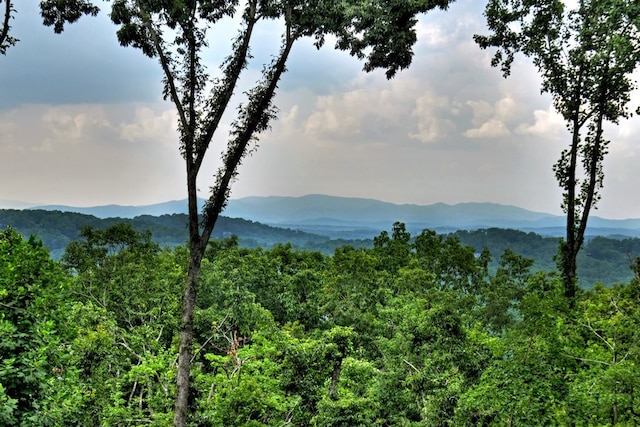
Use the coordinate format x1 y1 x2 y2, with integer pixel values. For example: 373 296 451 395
454 229 640 287
0 209 367 259
2 209 638 286
2 223 639 425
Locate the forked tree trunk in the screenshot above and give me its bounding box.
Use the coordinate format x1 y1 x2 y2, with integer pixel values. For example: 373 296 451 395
172 20 294 425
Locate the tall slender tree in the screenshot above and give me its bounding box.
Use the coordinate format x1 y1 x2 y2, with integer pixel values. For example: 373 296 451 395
39 1 455 424
476 0 640 299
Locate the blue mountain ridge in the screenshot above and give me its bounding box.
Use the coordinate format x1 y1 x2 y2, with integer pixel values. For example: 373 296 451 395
27 194 640 238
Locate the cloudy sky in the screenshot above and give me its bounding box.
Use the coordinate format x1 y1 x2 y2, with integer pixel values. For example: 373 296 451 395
1 0 639 219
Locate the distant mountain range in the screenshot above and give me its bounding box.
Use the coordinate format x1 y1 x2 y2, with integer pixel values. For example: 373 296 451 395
22 194 640 238
3 197 640 286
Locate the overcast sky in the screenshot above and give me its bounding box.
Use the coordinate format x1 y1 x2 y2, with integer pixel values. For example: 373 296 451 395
1 0 639 219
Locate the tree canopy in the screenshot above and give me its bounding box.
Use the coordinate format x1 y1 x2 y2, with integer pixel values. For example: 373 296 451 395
3 223 640 425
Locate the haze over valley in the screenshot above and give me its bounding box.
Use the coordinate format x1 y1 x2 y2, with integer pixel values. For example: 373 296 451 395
9 194 639 239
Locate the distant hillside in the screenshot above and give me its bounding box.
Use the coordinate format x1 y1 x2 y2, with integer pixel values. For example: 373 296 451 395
27 194 640 238
2 209 639 286
32 199 204 219
223 195 640 239
0 209 359 260
223 195 558 235
224 194 552 223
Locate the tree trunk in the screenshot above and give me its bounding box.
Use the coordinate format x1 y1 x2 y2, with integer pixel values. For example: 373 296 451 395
561 113 581 300
173 248 203 427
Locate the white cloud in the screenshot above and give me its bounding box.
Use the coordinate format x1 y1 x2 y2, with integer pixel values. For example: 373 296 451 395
494 96 517 121
302 82 414 139
464 95 517 138
416 20 449 47
409 92 455 143
41 106 111 148
466 100 493 126
304 96 346 135
464 118 510 138
280 104 299 129
515 105 565 138
119 106 177 143
0 103 185 206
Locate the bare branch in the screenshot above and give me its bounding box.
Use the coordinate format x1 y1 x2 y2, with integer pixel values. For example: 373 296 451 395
404 359 421 373
580 320 616 353
564 352 612 366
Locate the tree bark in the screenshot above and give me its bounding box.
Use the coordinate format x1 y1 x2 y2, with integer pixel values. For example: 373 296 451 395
173 246 203 427
561 112 581 300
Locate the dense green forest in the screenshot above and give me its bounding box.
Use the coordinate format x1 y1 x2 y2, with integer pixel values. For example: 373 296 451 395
2 222 639 425
2 209 638 287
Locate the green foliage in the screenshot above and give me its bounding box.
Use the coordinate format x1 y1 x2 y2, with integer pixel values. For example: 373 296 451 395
3 222 640 425
459 275 572 426
31 223 186 425
415 228 489 294
0 227 68 425
373 221 412 272
374 291 485 425
478 249 533 333
3 209 639 286
62 224 181 331
311 357 379 427
40 0 99 34
565 283 640 425
196 329 300 426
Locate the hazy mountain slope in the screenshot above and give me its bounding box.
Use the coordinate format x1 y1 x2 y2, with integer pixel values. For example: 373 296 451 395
223 195 640 237
0 209 337 259
32 199 205 219
27 194 640 237
223 194 554 225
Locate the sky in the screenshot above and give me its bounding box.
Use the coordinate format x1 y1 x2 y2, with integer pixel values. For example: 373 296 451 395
1 1 639 219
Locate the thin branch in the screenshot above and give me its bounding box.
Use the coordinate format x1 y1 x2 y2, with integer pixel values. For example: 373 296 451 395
0 301 25 312
137 5 188 133
191 312 229 363
580 320 615 353
119 340 144 362
1 0 11 49
563 352 611 366
404 359 421 373
155 325 164 342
